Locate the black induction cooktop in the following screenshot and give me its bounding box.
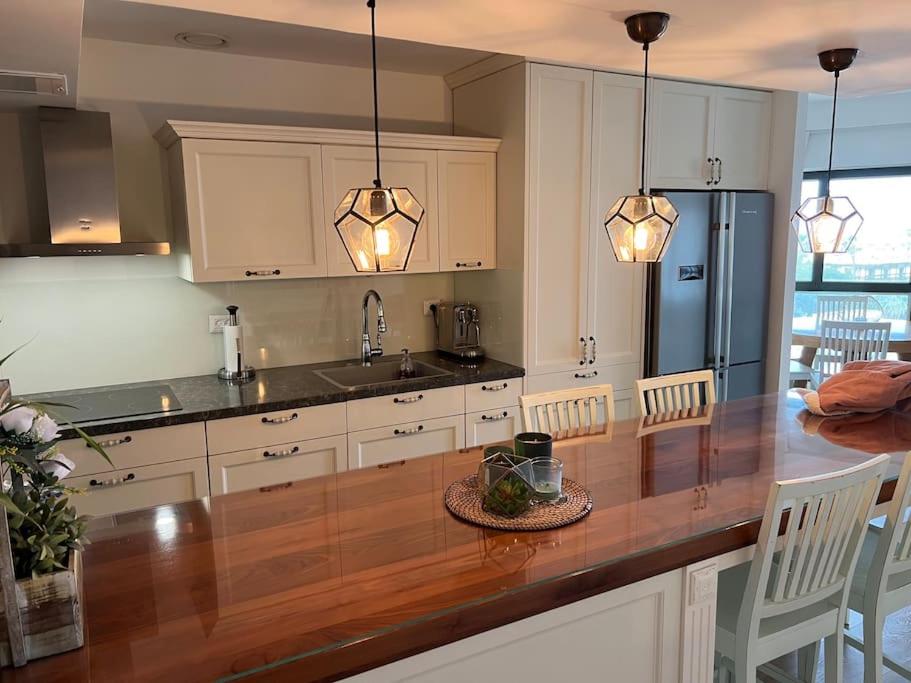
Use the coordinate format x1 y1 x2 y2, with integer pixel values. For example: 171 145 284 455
49 385 182 425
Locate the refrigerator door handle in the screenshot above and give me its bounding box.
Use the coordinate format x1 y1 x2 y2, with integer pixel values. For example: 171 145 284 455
712 194 727 377
722 193 737 403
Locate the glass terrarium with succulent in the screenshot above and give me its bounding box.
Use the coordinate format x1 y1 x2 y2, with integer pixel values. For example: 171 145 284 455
477 450 535 518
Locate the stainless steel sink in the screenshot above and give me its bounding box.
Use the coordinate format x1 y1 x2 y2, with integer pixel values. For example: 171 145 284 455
314 359 452 390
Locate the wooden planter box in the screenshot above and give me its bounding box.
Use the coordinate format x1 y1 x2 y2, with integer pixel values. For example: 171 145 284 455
0 550 84 667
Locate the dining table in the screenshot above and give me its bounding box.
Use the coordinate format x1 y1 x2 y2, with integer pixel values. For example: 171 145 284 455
791 317 911 365
1 392 908 683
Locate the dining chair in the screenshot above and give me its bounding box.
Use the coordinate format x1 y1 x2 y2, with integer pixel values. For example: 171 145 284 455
519 384 614 436
635 369 716 417
816 295 870 327
715 454 890 683
844 455 911 683
815 320 891 385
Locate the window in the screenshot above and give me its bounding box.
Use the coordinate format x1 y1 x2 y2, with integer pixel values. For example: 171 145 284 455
794 167 911 325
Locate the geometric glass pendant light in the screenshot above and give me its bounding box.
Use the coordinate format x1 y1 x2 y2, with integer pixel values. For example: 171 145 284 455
791 48 862 254
604 12 679 263
334 0 424 272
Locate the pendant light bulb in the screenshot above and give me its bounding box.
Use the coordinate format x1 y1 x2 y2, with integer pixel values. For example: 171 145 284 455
791 48 863 254
605 12 679 264
333 0 424 273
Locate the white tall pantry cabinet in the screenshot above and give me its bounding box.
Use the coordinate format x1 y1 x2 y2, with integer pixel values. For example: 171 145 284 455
453 63 645 416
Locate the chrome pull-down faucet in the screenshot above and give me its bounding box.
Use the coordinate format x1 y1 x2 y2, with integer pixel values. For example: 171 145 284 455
361 289 387 366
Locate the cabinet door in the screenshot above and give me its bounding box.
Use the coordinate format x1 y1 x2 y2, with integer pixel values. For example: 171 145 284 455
438 151 496 271
178 139 327 282
648 80 715 190
526 64 592 375
465 406 520 447
712 87 771 190
208 435 347 496
588 72 646 371
322 146 439 275
67 458 209 517
347 415 465 469
614 389 635 420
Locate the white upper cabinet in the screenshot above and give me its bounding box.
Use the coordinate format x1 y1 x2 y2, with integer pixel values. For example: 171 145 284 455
321 145 439 276
588 72 645 370
171 139 327 282
437 150 497 271
157 122 499 282
648 80 771 190
711 87 772 190
526 64 593 376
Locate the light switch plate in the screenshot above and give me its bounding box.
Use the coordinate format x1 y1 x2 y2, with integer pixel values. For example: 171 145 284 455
209 314 230 334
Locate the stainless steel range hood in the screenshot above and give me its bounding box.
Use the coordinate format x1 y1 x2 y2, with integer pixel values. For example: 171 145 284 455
0 108 170 257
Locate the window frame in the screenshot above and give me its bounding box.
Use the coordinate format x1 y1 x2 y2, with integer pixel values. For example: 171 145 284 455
796 166 911 295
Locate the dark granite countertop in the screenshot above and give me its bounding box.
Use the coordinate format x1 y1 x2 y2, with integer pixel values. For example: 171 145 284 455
24 352 524 438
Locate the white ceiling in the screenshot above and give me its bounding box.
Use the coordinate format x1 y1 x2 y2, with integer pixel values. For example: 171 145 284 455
0 0 83 109
117 0 911 95
83 0 496 76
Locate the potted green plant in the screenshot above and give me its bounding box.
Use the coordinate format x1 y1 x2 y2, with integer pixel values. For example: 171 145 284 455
0 341 109 667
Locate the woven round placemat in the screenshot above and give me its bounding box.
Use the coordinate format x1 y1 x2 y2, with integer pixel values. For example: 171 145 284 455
444 475 593 531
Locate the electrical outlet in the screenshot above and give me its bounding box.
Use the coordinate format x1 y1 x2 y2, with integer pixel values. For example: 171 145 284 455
209 314 230 334
423 299 441 316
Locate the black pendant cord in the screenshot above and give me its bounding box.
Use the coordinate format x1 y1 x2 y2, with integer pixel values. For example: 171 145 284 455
369 0 382 189
825 70 840 190
639 43 650 195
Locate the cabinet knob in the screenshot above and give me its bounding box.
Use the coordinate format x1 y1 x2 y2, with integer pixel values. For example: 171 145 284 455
394 425 424 436
481 411 509 422
455 261 482 268
89 473 136 488
261 412 298 424
481 383 508 392
245 269 281 277
574 370 598 379
88 435 132 449
393 394 423 404
713 157 721 185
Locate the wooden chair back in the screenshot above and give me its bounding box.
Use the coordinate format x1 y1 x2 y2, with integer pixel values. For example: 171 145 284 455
816 295 869 327
865 455 911 608
816 320 891 383
635 369 716 417
519 384 614 436
737 454 889 640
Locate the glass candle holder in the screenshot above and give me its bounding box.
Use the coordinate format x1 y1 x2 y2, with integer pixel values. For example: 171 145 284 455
532 457 563 502
514 432 553 460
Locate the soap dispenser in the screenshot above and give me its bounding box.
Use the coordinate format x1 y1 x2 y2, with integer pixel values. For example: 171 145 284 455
399 348 415 379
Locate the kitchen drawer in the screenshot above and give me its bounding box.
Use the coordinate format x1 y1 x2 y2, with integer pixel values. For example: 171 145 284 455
206 402 347 455
466 406 520 447
348 415 465 469
66 457 209 517
56 422 207 477
465 379 522 413
209 435 347 496
524 362 639 395
346 385 464 432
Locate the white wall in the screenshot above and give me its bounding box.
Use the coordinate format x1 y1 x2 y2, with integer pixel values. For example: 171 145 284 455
804 89 911 170
0 38 454 394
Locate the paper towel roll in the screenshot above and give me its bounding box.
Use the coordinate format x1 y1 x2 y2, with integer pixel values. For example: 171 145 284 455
223 324 244 374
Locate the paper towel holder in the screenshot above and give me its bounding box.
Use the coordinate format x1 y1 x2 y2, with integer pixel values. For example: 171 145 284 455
218 304 256 383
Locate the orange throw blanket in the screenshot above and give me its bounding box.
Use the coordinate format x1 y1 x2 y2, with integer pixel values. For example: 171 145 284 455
795 360 911 416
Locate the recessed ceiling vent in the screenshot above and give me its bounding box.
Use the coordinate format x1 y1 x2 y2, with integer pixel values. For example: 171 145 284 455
0 70 68 96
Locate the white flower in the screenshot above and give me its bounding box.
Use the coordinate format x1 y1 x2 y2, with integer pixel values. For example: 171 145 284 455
0 406 37 435
40 452 74 481
30 413 60 443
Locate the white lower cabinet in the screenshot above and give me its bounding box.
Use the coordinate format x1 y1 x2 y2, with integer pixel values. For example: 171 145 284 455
208 435 348 495
465 406 521 447
614 389 635 420
348 415 465 469
67 458 209 517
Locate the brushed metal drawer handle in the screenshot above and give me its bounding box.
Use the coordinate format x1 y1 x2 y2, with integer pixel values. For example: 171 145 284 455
455 261 482 268
574 370 598 379
89 473 136 488
261 412 298 424
393 394 423 404
378 460 406 469
481 411 509 422
88 435 132 448
263 446 300 458
245 269 281 277
393 425 424 436
481 383 508 392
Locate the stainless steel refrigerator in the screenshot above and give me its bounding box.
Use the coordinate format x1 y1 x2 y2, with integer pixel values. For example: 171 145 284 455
644 191 773 401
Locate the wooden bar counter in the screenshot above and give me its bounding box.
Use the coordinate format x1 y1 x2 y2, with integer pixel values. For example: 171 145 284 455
3 393 908 682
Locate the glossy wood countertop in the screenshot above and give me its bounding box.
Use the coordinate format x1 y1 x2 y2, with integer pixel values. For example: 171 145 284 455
3 393 909 682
